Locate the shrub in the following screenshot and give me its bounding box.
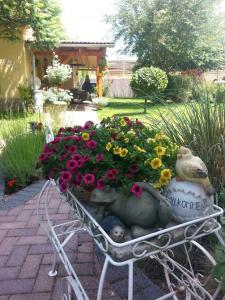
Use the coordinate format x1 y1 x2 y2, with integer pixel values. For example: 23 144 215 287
130 67 168 99
1 131 45 188
164 74 194 103
18 84 34 112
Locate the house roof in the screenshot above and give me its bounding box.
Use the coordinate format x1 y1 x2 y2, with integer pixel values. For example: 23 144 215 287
59 41 115 48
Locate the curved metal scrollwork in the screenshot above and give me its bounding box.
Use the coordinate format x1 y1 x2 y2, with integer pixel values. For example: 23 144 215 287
37 180 224 300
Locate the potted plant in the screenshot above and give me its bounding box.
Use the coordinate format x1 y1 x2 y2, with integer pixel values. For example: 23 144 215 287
39 115 178 199
43 53 73 110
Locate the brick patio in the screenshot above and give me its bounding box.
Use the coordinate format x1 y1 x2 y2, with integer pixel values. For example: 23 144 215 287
0 188 121 300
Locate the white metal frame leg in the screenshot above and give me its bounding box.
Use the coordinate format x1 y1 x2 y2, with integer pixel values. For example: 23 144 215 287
97 256 110 300
48 248 58 276
128 261 134 300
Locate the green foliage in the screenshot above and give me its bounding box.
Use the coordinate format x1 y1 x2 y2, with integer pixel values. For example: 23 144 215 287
213 244 225 292
1 131 45 187
164 74 194 103
108 0 225 71
0 0 64 49
148 100 225 190
130 67 168 98
103 79 109 97
18 84 34 112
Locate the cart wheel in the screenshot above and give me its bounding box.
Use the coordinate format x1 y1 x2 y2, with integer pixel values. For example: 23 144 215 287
61 277 77 300
162 240 220 300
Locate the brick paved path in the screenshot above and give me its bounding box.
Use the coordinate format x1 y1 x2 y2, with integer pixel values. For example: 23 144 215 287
0 189 121 300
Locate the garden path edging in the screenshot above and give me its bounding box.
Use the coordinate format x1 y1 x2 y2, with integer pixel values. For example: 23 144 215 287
0 179 46 210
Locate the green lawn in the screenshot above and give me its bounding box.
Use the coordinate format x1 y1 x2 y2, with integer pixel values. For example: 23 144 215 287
97 98 185 122
0 114 41 140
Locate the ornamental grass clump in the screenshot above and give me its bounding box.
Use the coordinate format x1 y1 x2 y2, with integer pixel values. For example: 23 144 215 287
39 117 178 197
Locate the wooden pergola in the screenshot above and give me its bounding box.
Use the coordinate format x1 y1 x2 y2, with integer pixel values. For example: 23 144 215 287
32 41 114 97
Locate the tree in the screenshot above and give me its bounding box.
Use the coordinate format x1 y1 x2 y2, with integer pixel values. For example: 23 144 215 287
108 0 225 71
0 0 64 49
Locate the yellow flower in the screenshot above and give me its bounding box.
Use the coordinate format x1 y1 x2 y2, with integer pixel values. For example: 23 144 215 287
147 138 155 144
134 145 146 153
155 132 169 141
106 142 112 151
153 182 162 189
159 177 169 186
155 133 162 141
113 147 122 155
161 169 171 180
155 146 166 156
120 148 128 157
150 158 162 169
120 118 127 127
124 138 129 143
82 132 89 140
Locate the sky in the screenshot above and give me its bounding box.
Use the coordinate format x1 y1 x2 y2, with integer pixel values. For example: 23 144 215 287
59 0 133 60
59 0 225 60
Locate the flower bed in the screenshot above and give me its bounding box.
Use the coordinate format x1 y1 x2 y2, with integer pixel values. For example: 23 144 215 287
39 117 178 196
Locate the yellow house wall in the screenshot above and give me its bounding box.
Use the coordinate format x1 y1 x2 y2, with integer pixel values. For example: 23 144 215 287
0 34 32 100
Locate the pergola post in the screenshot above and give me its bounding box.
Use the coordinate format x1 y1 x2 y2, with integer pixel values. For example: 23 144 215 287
96 66 103 98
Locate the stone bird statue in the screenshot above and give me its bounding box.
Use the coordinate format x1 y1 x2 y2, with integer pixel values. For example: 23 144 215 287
175 146 214 196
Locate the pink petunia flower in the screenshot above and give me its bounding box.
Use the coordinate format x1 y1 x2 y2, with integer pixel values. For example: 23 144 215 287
96 154 104 162
86 140 97 150
75 173 82 185
106 172 116 180
83 173 95 185
59 153 68 161
125 173 133 179
89 130 96 136
124 117 132 125
83 121 94 129
72 154 82 161
77 159 84 168
68 145 77 154
66 160 78 170
71 136 82 142
39 154 48 161
58 127 65 133
129 164 138 174
60 171 72 182
59 182 67 192
97 178 104 190
131 183 143 197
109 169 119 175
83 155 89 162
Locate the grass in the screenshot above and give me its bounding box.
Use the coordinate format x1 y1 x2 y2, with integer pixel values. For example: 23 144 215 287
0 113 40 140
97 98 185 122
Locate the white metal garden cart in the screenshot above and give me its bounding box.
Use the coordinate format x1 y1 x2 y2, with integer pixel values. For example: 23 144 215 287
37 179 225 300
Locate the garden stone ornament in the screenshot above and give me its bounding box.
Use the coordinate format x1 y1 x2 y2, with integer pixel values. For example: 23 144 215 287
175 146 214 196
165 146 214 222
90 182 172 230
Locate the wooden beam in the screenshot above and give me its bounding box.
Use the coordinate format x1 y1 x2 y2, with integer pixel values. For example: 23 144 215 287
62 55 74 64
96 66 103 98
